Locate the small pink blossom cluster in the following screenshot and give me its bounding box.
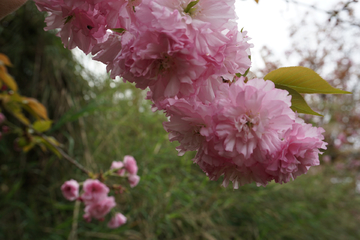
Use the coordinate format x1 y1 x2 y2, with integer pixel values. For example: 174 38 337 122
36 0 327 187
60 156 139 228
110 155 140 188
61 179 126 228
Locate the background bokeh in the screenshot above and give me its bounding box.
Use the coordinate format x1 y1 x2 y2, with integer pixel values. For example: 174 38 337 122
1 1 360 239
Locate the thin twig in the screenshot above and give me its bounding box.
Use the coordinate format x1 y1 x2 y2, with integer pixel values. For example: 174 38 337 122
1 101 90 175
41 134 90 175
284 0 360 27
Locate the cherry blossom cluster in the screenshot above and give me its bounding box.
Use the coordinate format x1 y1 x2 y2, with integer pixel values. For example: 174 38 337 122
110 155 140 188
163 78 327 187
60 156 140 228
35 0 251 103
35 0 327 188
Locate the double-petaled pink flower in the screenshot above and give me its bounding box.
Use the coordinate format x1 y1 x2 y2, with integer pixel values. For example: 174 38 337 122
81 179 110 203
84 196 116 220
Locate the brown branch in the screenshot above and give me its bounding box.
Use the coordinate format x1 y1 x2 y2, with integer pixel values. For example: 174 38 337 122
284 0 360 28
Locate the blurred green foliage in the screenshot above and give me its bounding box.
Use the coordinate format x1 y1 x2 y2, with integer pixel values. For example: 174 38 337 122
1 2 360 240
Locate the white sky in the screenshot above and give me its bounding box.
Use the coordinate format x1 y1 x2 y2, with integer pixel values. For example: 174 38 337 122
74 0 358 78
235 0 346 69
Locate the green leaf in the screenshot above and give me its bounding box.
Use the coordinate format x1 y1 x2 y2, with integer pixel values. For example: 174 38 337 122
184 0 199 13
264 66 351 94
3 96 31 125
110 28 125 33
64 15 73 24
275 84 322 116
33 120 53 132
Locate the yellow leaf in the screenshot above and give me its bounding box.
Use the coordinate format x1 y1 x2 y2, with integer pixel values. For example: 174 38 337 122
14 111 31 125
22 97 49 120
10 93 23 102
0 53 13 67
254 0 259 3
23 143 35 152
0 66 18 92
2 96 31 125
0 93 8 101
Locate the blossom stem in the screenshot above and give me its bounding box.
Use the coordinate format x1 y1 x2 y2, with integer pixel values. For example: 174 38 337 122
68 200 81 240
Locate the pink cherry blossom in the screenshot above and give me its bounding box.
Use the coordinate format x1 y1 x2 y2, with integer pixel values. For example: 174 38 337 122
189 77 320 188
182 0 237 30
108 213 127 228
194 141 273 188
218 29 252 80
81 179 109 203
213 78 296 164
123 155 138 175
84 196 116 220
190 75 224 104
60 179 79 201
163 97 215 155
191 79 327 188
128 174 140 188
147 75 224 111
101 0 251 105
265 118 327 184
112 29 208 102
92 32 123 66
34 0 63 12
34 0 128 54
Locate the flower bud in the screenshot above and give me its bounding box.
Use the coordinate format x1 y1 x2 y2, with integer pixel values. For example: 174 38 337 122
107 213 127 229
61 179 79 201
128 175 140 188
